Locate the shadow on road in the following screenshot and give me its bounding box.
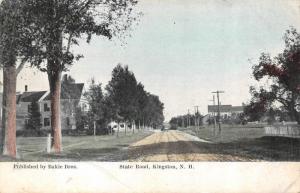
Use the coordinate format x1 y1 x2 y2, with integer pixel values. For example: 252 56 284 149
4 135 300 161
120 136 300 161
40 147 121 161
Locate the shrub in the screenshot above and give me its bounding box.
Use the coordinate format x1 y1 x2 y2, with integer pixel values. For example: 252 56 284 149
169 123 178 130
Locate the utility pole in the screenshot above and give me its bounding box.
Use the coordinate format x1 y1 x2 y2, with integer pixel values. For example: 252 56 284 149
209 96 217 129
93 121 96 136
187 109 191 128
212 91 224 133
194 106 199 129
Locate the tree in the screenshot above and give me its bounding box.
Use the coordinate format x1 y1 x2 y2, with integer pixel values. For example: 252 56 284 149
75 106 87 131
136 83 148 128
23 0 141 152
243 87 270 122
169 113 204 129
106 64 139 125
0 0 36 157
25 101 42 131
143 93 164 128
105 64 165 131
62 74 75 85
169 117 179 130
84 78 106 132
247 27 300 124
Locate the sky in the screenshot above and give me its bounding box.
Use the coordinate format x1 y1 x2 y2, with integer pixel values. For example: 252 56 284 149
13 0 300 121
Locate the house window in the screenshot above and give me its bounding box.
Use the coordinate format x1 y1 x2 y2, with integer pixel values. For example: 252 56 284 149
44 118 50 126
44 103 50 112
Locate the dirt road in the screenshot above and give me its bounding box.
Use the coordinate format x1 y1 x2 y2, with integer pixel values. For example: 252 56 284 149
126 130 257 161
2 129 300 161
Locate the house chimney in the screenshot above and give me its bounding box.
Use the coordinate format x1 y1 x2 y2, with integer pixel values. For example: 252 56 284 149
25 85 28 92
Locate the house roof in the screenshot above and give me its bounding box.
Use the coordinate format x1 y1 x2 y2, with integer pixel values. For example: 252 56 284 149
231 106 244 112
44 83 84 100
18 91 47 103
208 105 244 113
208 105 232 113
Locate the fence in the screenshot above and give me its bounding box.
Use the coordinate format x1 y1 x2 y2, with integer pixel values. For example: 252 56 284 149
264 125 300 137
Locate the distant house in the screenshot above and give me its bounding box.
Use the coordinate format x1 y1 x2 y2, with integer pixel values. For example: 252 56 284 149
16 82 86 131
16 90 47 130
207 105 244 119
42 83 85 130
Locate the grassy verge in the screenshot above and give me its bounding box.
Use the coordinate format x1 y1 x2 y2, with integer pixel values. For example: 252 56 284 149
179 125 300 161
0 130 153 161
180 125 265 143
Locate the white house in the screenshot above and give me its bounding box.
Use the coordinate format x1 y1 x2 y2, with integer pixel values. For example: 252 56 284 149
16 82 85 131
207 105 244 119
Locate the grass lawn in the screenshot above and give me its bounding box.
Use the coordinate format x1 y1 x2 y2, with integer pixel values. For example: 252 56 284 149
0 130 153 162
180 125 266 143
179 125 300 161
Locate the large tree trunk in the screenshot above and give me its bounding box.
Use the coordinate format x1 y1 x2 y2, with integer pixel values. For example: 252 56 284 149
46 26 63 153
0 93 2 153
2 65 17 157
48 71 62 153
0 84 4 154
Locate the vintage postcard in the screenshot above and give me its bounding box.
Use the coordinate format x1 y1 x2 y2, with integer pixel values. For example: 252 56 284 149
0 0 300 192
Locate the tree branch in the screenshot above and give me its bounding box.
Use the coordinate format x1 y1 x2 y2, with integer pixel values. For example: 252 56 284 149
66 32 73 54
16 58 27 76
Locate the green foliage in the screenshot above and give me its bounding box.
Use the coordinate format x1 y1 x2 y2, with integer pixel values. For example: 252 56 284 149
25 101 42 131
106 64 139 122
0 0 34 67
75 107 87 131
169 123 178 130
62 74 75 84
22 0 141 72
105 64 164 128
143 93 164 128
84 78 106 130
243 92 267 122
169 113 203 127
